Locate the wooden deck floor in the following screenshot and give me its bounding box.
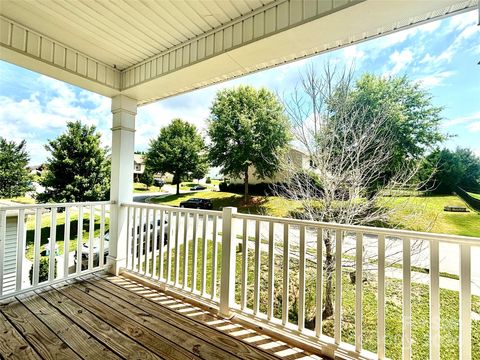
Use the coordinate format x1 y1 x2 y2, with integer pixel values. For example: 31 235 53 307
0 273 327 360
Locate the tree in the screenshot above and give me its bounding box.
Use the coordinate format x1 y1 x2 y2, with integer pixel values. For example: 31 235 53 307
139 170 154 188
347 74 445 173
38 121 110 203
0 137 32 198
422 148 480 194
208 86 291 201
275 65 428 320
145 119 207 195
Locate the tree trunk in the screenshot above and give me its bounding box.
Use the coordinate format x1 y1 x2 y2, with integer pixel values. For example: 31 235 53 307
322 234 334 319
244 167 249 203
176 181 180 195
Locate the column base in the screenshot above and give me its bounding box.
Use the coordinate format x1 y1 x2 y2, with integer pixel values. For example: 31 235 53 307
106 255 126 275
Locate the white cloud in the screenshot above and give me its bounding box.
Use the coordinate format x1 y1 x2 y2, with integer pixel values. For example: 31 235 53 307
473 148 480 157
443 112 480 127
416 70 455 88
386 49 413 76
467 122 480 133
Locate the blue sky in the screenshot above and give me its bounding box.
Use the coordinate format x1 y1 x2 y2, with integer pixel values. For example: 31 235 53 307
0 10 479 165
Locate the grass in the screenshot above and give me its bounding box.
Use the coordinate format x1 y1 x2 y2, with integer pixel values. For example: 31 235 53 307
385 195 480 237
133 182 164 193
24 210 109 261
141 234 480 360
148 190 302 217
467 191 480 200
0 196 36 204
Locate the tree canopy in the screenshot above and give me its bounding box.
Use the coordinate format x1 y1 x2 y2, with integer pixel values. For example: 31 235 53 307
346 74 445 170
0 137 32 198
422 148 480 194
145 119 207 195
38 121 110 203
208 85 291 200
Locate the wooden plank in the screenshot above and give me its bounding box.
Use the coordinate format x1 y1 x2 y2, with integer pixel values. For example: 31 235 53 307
334 229 342 344
378 234 386 359
0 311 40 360
298 225 306 331
211 215 218 299
16 210 26 291
90 275 281 360
69 280 241 360
182 212 189 289
241 218 248 309
267 221 274 320
459 244 471 360
403 237 411 360
18 292 120 360
174 210 180 285
355 232 363 352
191 212 198 291
315 227 323 337
63 207 71 277
1 299 81 359
53 284 194 360
201 214 208 295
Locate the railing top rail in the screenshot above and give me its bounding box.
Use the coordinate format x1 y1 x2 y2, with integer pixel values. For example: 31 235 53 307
0 200 112 211
232 212 480 245
121 201 222 216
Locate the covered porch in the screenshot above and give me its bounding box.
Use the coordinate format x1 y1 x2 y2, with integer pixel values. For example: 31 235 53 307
1 1 479 359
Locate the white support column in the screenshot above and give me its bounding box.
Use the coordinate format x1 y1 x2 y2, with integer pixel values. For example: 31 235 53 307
107 95 137 275
219 207 237 317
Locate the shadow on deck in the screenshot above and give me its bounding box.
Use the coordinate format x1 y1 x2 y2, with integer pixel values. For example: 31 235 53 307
0 272 328 360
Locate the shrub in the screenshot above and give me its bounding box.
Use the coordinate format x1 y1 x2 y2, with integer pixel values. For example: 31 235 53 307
205 177 212 184
29 257 57 284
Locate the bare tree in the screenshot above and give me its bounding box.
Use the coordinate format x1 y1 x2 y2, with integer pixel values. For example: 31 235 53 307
273 64 430 319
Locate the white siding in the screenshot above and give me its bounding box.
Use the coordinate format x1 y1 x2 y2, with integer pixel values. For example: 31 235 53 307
1 217 18 294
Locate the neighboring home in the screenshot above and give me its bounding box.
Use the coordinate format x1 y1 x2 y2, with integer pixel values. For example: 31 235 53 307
27 164 46 177
133 154 146 182
230 147 311 185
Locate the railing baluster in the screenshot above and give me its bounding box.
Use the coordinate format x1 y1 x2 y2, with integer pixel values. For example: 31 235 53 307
182 211 189 288
138 208 145 274
152 209 158 278
267 221 274 320
166 210 173 283
201 214 208 295
282 223 289 326
63 207 70 277
315 227 323 337
145 208 151 276
49 208 57 280
88 205 94 270
132 207 138 272
211 215 218 299
174 210 180 285
298 225 306 331
403 237 411 360
460 244 471 360
253 220 261 314
430 239 440 360
355 232 363 352
76 206 83 275
16 210 26 291
241 218 248 310
378 234 386 359
334 229 342 344
158 210 165 281
0 210 7 295
191 212 198 291
99 205 105 268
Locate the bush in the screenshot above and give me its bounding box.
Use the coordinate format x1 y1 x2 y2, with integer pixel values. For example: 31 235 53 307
205 177 212 184
29 257 57 284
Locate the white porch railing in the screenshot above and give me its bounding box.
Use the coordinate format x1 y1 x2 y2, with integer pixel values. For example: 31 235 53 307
0 201 110 299
122 202 479 360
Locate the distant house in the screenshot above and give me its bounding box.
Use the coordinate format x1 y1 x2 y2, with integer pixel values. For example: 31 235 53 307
229 147 311 185
133 154 146 182
27 164 46 177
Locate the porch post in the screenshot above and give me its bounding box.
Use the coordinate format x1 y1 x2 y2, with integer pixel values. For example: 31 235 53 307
107 95 137 275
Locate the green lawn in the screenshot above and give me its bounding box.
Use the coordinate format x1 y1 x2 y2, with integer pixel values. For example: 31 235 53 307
24 210 109 260
467 191 480 200
385 195 480 237
148 190 302 217
133 182 165 193
0 196 36 204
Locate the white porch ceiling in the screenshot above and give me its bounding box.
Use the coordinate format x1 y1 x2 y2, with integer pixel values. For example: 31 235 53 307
0 0 476 105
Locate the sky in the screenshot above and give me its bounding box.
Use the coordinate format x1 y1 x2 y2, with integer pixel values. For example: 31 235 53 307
0 10 479 165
